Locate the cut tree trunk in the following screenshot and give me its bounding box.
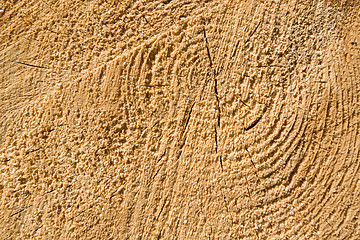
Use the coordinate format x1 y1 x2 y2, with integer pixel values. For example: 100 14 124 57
1 0 359 239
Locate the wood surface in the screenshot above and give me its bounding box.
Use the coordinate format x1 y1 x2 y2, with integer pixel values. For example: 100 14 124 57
1 0 359 239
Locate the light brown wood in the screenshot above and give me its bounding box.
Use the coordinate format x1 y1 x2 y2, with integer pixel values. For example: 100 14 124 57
1 0 359 239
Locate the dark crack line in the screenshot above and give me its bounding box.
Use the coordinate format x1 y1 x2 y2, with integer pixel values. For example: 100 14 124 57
184 102 195 130
219 155 224 172
245 115 262 131
173 218 180 239
142 15 154 27
1 158 10 163
214 78 221 128
240 99 250 108
11 205 32 217
203 25 222 171
146 151 167 188
25 148 42 155
231 16 263 59
253 64 286 68
33 225 43 234
214 126 223 172
156 196 168 220
231 40 241 59
245 147 260 181
181 102 195 139
110 187 123 200
10 208 27 217
203 27 213 68
48 124 66 133
203 23 229 219
244 17 263 45
176 101 195 156
42 189 55 196
12 61 48 69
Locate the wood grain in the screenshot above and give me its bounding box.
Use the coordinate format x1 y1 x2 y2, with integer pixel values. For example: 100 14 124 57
1 0 359 239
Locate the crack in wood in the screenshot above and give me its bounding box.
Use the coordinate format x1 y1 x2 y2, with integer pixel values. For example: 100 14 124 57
203 25 223 171
12 61 48 69
245 115 263 131
231 15 263 58
11 205 32 217
245 147 260 181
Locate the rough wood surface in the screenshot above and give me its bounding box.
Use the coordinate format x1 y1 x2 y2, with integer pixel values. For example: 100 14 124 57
1 0 359 239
